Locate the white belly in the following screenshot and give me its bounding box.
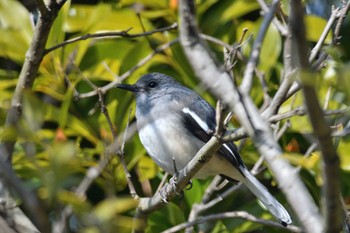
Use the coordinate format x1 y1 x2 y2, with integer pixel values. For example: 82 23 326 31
137 112 244 181
138 114 201 174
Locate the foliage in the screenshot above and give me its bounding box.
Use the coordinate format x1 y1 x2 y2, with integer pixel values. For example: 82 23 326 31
0 0 350 232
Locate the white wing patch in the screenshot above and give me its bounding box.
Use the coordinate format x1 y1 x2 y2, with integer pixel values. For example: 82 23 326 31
182 107 210 133
223 144 234 155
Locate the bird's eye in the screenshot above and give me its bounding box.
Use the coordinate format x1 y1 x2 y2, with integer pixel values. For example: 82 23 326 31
148 81 157 88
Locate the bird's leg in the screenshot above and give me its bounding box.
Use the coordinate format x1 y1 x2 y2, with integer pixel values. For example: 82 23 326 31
172 157 179 175
171 157 182 196
158 158 181 203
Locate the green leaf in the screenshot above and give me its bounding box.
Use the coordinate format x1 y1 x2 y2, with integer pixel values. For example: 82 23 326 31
221 0 259 21
93 197 138 222
184 179 208 206
59 85 74 128
148 202 185 232
137 156 158 181
22 91 46 132
0 0 33 62
338 140 350 171
65 4 152 34
57 189 91 213
259 23 282 73
305 15 333 44
47 0 71 48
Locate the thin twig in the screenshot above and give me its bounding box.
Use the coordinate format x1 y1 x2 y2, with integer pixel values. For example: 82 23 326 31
224 106 349 142
334 0 350 44
35 0 49 17
255 0 289 36
309 7 340 63
323 84 333 110
78 39 179 99
44 23 178 54
0 0 67 232
137 12 154 50
214 101 225 137
164 211 302 233
290 1 342 232
120 108 138 198
155 173 169 195
240 0 279 94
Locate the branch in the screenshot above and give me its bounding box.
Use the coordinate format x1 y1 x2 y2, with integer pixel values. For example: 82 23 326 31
309 7 340 63
44 23 178 54
136 136 222 214
256 0 288 36
261 34 298 117
179 0 324 232
334 0 350 44
289 1 343 232
240 0 278 94
163 211 302 233
0 161 48 233
185 123 294 233
0 0 67 232
78 39 178 99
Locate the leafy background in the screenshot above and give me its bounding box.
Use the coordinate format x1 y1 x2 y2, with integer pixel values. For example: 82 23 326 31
1 0 350 232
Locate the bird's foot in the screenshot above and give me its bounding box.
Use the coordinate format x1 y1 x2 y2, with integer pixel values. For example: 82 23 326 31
158 175 182 203
170 175 182 196
159 187 169 203
186 180 193 190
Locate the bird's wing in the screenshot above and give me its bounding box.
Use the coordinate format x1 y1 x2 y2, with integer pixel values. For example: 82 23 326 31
179 96 244 169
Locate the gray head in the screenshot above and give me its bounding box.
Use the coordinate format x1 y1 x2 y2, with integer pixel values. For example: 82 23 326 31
116 73 187 116
116 73 181 97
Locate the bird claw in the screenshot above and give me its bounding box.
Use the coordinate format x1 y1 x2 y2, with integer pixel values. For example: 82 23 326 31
159 158 192 202
170 176 181 195
158 175 181 203
186 180 193 190
159 186 169 203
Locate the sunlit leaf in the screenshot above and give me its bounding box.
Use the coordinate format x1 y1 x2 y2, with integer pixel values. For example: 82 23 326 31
47 0 71 48
305 15 333 44
93 197 138 222
22 91 46 132
148 202 185 232
259 23 282 73
0 0 33 62
59 85 74 128
137 156 158 180
338 140 350 171
57 189 91 213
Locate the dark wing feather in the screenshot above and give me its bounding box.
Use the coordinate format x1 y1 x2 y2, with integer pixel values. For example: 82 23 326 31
179 94 244 169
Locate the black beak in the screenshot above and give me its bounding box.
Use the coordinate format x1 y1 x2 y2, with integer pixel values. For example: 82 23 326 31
115 83 139 93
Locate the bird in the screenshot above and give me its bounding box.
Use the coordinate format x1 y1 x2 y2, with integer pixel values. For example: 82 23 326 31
116 72 292 225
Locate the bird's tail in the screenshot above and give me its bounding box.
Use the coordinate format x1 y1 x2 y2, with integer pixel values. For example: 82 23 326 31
240 166 292 225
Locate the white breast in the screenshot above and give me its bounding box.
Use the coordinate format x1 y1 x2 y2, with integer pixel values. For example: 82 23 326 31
138 112 202 174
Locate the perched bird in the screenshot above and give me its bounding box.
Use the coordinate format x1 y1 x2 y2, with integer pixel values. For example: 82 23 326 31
116 72 292 225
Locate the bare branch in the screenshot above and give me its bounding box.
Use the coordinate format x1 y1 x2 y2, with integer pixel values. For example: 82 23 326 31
52 122 139 233
334 0 350 44
309 8 340 63
179 0 324 231
289 1 343 232
241 0 279 94
0 161 48 233
136 136 222 215
0 0 67 232
35 0 49 17
163 211 302 233
45 23 178 54
255 0 288 36
78 39 179 99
